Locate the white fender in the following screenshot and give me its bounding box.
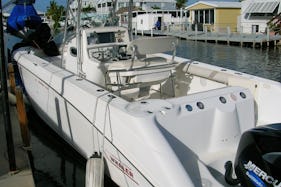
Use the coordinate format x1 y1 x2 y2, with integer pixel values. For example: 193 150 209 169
85 153 104 187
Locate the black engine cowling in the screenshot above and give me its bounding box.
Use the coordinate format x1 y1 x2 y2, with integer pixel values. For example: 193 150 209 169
227 123 281 187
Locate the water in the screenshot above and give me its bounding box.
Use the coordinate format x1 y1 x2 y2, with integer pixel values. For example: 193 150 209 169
27 111 86 187
28 110 117 187
28 40 281 187
174 40 281 82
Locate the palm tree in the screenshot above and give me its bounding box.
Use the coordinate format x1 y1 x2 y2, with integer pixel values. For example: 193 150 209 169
176 0 187 9
46 1 58 18
46 0 65 33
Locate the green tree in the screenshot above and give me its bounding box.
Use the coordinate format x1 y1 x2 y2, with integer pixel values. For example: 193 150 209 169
176 0 187 9
151 5 160 9
46 0 65 33
82 5 96 12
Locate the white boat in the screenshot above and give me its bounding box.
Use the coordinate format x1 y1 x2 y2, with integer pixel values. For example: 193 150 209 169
9 1 281 187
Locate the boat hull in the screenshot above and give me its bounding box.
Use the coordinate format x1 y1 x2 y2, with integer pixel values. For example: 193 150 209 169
14 46 281 187
14 48 194 186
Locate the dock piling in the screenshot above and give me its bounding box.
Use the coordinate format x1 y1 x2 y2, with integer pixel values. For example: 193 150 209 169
195 24 198 41
8 63 16 94
227 26 231 45
15 86 30 147
7 56 30 148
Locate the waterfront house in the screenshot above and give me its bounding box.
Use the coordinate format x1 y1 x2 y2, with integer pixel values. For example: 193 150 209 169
240 0 281 34
118 9 188 31
96 0 177 14
186 1 241 32
70 0 95 10
94 0 188 31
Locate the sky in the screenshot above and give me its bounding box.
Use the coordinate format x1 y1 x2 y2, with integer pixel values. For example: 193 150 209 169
2 0 67 12
2 0 240 12
187 0 239 5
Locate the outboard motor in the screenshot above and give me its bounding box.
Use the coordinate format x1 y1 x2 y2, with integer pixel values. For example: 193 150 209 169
7 0 42 35
8 0 59 56
225 124 281 187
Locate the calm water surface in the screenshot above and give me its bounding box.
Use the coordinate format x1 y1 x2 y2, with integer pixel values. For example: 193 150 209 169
175 40 281 82
28 40 281 187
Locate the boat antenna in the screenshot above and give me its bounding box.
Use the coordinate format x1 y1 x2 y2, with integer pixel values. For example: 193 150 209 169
61 0 74 68
62 0 75 43
128 0 133 40
76 0 85 78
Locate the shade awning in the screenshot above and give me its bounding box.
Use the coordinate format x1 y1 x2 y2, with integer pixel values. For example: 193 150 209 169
245 1 279 13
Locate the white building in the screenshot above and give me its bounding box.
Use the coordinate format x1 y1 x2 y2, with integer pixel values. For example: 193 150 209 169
240 0 281 33
120 10 188 31
70 0 95 10
96 0 177 14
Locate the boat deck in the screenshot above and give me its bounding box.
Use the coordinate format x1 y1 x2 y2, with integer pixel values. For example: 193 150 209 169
42 56 63 67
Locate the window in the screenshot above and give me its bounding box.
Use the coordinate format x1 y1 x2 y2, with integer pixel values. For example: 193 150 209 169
210 9 214 24
252 25 259 33
70 47 77 57
195 10 198 23
194 9 214 24
199 10 204 23
97 32 115 43
205 10 209 23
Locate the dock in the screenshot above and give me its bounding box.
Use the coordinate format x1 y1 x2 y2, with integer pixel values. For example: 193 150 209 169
0 61 34 187
0 4 34 186
0 91 35 187
134 25 281 48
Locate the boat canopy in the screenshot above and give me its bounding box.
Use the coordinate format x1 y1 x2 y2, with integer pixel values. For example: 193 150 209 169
7 2 42 33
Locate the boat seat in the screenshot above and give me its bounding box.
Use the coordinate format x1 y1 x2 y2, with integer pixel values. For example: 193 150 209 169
185 63 258 95
128 36 177 63
104 37 178 95
105 61 175 90
106 58 173 71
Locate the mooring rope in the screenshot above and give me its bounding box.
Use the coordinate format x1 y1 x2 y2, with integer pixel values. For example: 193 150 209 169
100 94 114 184
91 91 115 185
